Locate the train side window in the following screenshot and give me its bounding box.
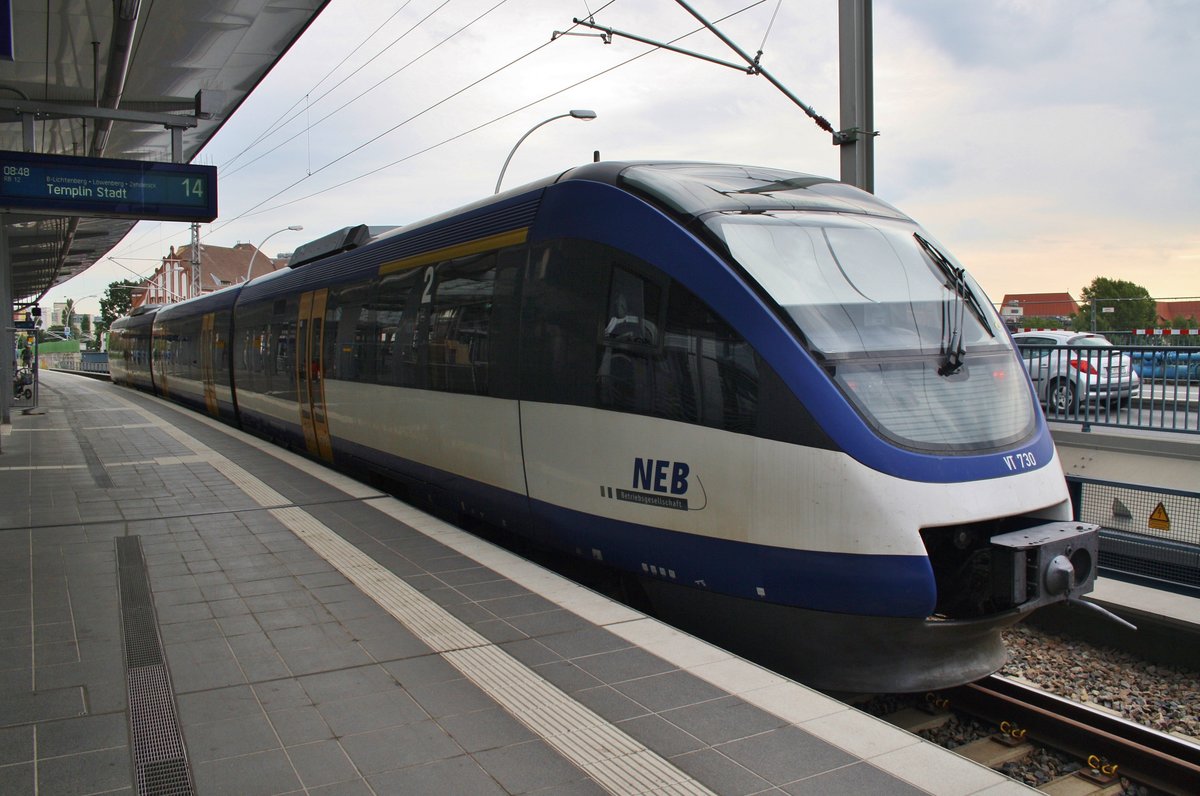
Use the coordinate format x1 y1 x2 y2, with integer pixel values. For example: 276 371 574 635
428 253 496 395
487 246 526 400
213 310 231 377
519 240 607 407
232 301 271 396
275 325 295 395
376 266 426 388
327 280 376 383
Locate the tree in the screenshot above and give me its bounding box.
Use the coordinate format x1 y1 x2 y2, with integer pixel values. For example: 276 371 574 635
61 297 76 329
98 280 140 328
1166 315 1200 347
1170 314 1198 329
1072 277 1156 332
1011 315 1066 330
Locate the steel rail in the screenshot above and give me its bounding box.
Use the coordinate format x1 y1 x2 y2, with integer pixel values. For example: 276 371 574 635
944 674 1200 795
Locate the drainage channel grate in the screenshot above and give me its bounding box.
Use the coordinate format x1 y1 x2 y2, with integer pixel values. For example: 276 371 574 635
116 536 196 796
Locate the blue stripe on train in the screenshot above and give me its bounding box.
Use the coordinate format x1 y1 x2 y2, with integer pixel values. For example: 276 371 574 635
527 498 936 618
330 431 936 619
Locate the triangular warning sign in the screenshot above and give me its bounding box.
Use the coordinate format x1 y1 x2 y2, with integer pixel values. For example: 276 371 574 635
1148 502 1170 531
1111 498 1133 519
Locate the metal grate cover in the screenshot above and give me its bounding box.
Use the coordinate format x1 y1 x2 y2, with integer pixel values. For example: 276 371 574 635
1078 480 1200 588
116 536 195 796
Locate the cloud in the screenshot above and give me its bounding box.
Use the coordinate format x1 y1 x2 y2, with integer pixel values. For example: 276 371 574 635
47 0 1200 317
873 0 1200 299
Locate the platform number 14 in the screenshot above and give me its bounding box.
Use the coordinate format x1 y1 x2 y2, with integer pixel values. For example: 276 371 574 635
180 177 204 198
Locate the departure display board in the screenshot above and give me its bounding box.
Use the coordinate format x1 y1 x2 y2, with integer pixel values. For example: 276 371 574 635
0 151 217 222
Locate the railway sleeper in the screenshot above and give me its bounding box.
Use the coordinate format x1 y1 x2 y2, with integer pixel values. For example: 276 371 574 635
883 706 953 734
1038 770 1123 796
957 733 1035 768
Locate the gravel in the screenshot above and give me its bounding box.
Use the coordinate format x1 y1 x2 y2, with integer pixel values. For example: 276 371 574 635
856 623 1199 794
999 623 1200 741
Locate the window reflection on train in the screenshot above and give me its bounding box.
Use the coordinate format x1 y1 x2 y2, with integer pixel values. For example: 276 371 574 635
522 239 765 435
223 239 767 436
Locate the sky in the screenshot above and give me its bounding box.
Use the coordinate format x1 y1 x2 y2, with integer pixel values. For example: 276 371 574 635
44 0 1200 318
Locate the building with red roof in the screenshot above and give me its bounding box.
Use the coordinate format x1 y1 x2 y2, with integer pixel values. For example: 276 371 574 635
998 293 1080 325
132 243 289 308
1155 300 1200 326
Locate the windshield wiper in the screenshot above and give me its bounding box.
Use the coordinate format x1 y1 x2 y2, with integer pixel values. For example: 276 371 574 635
914 233 994 376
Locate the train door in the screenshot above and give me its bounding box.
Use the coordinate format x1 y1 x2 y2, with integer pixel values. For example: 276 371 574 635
297 289 333 461
200 312 218 416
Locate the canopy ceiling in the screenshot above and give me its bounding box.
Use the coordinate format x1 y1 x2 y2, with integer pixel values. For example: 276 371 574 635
0 0 329 305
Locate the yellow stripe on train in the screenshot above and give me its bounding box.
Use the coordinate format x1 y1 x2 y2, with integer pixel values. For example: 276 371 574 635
378 228 528 275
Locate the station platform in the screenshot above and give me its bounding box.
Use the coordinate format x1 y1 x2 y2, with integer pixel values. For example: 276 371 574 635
1 371 1035 795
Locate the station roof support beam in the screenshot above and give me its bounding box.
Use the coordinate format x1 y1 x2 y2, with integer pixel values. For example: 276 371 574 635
0 97 201 163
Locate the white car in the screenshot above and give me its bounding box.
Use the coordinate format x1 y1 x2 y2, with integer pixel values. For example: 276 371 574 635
1012 330 1141 414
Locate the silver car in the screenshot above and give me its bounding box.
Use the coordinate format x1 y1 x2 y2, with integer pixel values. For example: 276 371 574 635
1012 330 1141 414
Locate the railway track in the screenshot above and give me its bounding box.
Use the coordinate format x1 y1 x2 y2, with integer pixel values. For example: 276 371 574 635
889 674 1200 795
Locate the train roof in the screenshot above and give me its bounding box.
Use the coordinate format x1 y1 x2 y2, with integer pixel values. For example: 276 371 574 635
110 306 159 329
560 161 911 221
153 281 243 321
145 161 912 315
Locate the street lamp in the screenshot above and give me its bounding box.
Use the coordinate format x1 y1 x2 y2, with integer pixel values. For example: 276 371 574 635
494 109 597 194
245 225 304 283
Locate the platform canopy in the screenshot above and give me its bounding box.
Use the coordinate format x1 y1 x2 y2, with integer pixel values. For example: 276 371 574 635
0 0 329 305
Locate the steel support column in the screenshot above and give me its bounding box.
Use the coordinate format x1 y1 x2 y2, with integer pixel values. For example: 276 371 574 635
838 0 874 192
1 222 12 431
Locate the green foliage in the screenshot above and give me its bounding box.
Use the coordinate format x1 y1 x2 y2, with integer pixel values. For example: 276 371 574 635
37 339 81 354
99 280 140 328
1164 315 1200 347
1012 316 1066 329
1074 277 1156 332
40 324 69 343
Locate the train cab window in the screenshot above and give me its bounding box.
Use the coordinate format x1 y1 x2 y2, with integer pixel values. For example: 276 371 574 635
604 268 659 346
598 267 662 413
660 282 759 433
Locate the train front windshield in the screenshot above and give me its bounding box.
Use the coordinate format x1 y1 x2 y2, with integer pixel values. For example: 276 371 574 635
707 212 1036 452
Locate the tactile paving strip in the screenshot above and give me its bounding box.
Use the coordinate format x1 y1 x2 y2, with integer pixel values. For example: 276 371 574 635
272 506 715 796
116 393 715 795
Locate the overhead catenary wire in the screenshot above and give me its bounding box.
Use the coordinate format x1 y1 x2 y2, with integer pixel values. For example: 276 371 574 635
203 0 621 232
233 2 766 223
576 0 834 134
107 0 524 262
221 0 469 178
756 0 783 58
116 0 765 261
213 38 562 228
220 0 425 171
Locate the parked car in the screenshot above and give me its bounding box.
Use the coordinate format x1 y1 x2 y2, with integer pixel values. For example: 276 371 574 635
1012 331 1140 413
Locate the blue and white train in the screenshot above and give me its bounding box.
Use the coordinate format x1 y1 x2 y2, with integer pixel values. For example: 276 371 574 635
110 162 1100 692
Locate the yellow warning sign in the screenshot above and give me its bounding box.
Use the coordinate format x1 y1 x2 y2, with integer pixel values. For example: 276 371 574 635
1148 502 1170 531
